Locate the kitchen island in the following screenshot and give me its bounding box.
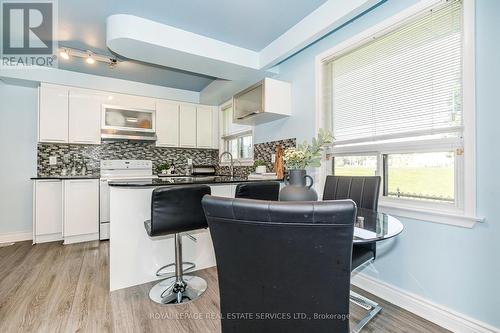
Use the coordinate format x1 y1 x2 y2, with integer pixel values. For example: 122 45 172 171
108 176 276 291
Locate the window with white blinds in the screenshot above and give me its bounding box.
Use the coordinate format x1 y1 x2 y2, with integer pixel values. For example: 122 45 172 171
330 0 463 145
220 104 253 162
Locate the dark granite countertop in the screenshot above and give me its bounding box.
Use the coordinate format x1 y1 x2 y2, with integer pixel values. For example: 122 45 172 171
31 175 101 180
108 176 281 187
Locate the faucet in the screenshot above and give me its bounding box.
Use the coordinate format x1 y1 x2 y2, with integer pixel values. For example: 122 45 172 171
219 151 234 178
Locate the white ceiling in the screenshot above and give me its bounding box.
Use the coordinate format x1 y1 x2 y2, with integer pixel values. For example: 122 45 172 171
57 0 327 91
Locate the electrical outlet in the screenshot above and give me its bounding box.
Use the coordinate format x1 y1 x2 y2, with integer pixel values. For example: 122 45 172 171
271 154 276 163
187 158 193 165
49 156 57 165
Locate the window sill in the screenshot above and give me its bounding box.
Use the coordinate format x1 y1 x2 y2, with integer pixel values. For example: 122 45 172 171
378 201 484 228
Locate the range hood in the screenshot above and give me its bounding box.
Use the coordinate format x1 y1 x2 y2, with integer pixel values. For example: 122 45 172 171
101 105 157 141
232 78 291 126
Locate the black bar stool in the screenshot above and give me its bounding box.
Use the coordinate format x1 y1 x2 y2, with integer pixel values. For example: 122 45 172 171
235 181 280 201
144 184 211 304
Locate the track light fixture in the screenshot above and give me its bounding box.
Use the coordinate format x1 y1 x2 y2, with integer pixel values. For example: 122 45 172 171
85 52 96 65
59 48 70 60
57 47 119 68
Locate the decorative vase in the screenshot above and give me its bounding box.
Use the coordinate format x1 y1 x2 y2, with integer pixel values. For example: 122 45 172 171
279 169 318 201
255 165 266 174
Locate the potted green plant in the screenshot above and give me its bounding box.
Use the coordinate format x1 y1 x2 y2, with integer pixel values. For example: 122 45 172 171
254 159 267 174
157 162 171 175
280 129 333 201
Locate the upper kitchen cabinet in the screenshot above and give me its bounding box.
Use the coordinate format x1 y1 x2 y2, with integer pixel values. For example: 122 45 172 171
38 83 69 143
156 100 180 147
179 104 197 148
109 93 156 110
69 89 103 144
196 106 213 148
233 78 291 125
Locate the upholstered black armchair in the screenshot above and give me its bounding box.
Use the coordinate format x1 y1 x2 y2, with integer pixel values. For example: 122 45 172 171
202 196 356 333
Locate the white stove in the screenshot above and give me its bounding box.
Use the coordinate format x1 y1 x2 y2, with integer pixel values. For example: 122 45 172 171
99 160 156 240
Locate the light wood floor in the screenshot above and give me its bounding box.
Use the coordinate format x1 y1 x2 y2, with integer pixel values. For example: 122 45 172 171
0 241 450 333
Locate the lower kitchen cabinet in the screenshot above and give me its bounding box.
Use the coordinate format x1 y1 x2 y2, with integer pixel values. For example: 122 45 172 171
33 179 99 245
33 180 63 243
63 179 99 244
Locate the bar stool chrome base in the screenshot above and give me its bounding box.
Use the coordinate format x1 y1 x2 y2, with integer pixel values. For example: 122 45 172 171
149 275 207 305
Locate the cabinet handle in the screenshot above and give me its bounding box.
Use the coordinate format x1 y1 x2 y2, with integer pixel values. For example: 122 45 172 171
66 180 96 183
236 111 259 120
71 140 98 144
41 138 67 143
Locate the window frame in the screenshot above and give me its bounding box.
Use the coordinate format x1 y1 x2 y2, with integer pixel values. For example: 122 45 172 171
219 99 254 166
315 0 482 228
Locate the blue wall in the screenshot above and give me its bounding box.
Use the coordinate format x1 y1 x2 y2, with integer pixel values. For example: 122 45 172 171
255 0 500 327
0 81 38 235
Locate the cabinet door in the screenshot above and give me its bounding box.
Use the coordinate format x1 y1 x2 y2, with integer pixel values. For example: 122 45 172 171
110 93 156 110
196 106 213 148
156 101 180 147
34 181 63 238
179 104 197 148
39 84 69 143
69 90 102 144
63 180 99 237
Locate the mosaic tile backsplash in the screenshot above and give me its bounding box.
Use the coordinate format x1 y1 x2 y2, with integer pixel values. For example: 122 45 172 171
37 142 218 177
37 138 296 177
222 138 297 178
254 138 297 172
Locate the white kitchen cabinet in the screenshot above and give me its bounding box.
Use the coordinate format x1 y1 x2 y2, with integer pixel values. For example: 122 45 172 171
69 90 102 144
196 106 213 148
63 179 99 244
109 93 156 110
38 84 69 143
33 180 63 243
156 101 180 147
179 104 197 148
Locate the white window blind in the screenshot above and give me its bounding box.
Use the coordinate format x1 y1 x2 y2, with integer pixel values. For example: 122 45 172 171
331 0 463 145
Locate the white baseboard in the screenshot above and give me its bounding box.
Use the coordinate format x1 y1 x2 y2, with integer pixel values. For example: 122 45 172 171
0 231 32 244
63 232 99 245
352 273 500 333
34 232 62 244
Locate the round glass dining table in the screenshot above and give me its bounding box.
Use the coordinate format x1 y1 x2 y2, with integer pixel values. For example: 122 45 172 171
353 208 404 244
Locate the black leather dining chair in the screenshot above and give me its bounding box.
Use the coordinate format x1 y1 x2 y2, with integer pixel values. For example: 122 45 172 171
202 196 356 333
234 181 280 201
323 175 381 210
323 175 381 271
323 175 382 332
144 184 211 304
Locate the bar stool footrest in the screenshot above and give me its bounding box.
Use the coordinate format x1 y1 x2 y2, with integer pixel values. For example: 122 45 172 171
156 262 196 277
